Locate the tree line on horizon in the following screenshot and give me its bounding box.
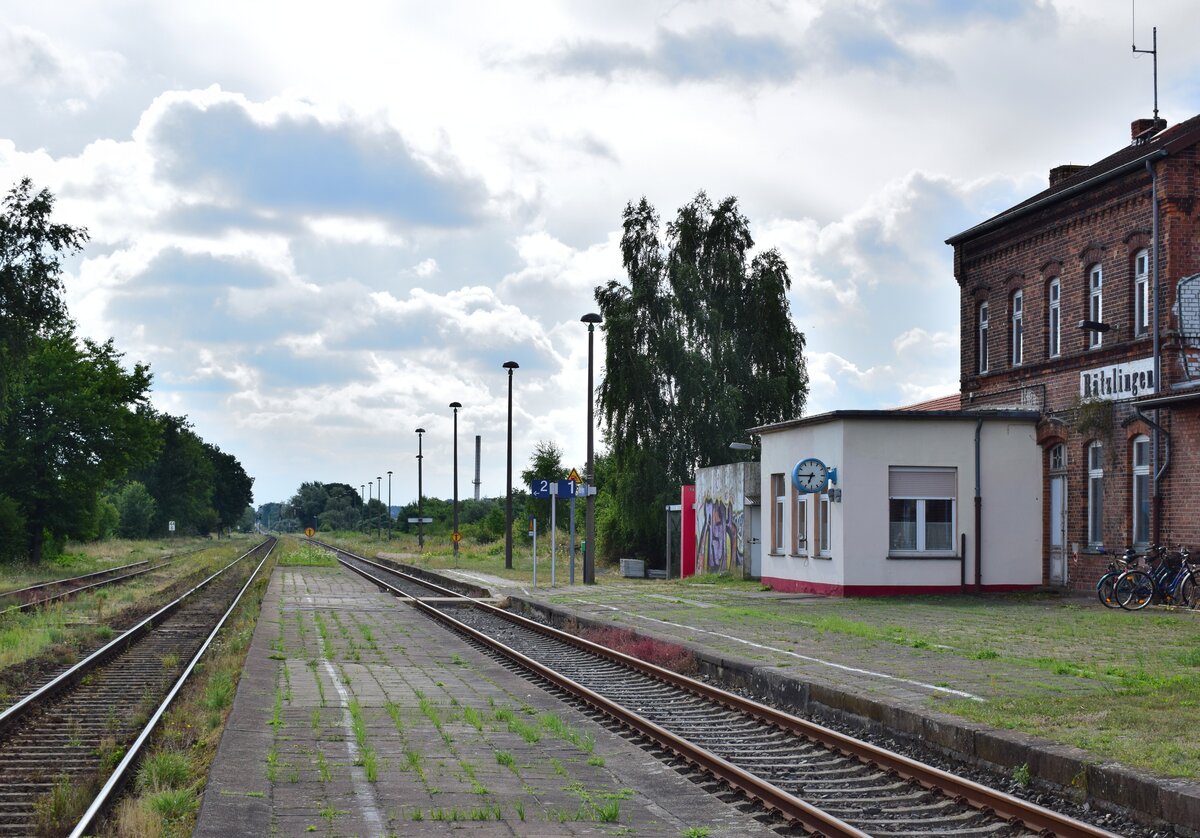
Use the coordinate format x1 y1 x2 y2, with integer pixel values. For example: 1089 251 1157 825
0 179 255 563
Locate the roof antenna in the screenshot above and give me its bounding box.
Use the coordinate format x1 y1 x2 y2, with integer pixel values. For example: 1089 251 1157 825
1131 0 1159 120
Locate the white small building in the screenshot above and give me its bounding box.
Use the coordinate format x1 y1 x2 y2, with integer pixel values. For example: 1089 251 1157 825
751 409 1043 596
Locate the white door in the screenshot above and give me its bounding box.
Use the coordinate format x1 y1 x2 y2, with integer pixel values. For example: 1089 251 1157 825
1049 475 1067 585
747 506 762 578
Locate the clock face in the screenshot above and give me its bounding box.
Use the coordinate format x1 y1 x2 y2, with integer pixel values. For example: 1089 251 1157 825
792 458 829 494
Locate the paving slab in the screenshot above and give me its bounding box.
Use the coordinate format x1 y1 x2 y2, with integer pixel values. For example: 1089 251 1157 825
195 565 780 837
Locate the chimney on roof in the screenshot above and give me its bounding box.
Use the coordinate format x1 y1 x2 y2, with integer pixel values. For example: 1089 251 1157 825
1131 117 1167 143
1049 165 1087 187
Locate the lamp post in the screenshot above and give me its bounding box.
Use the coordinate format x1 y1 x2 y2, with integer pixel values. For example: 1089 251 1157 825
387 471 393 539
367 481 373 536
361 484 366 532
503 361 519 570
415 428 426 548
450 402 462 560
581 313 602 585
376 476 382 538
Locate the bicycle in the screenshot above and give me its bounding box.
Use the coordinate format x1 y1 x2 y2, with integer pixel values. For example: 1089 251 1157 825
1116 546 1192 610
1096 547 1140 608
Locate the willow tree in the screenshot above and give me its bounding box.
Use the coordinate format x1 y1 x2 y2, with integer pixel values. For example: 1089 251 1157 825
595 192 808 560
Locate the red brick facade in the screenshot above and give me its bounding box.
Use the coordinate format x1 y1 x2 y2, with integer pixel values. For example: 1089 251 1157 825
948 115 1200 592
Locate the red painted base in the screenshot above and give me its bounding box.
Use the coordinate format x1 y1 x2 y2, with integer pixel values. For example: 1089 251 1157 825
761 576 1040 597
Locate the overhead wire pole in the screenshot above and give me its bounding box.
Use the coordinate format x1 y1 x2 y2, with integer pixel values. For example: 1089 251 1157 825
581 313 602 585
415 428 426 549
503 361 519 570
387 471 393 540
450 401 462 561
376 476 382 538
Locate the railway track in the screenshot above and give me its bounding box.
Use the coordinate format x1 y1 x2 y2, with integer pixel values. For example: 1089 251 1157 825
0 537 276 837
318 542 1123 838
0 560 161 616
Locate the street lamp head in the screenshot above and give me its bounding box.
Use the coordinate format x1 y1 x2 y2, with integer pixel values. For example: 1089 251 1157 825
502 361 519 370
415 427 426 434
387 470 392 477
729 441 756 451
580 312 602 326
449 401 462 409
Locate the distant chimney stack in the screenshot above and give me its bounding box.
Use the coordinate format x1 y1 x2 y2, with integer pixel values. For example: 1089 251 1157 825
1049 164 1087 187
1131 117 1167 143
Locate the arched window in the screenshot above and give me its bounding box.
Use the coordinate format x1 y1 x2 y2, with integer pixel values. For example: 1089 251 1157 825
978 301 989 374
1088 441 1104 546
1011 289 1023 366
1134 249 1149 336
1047 279 1061 357
1132 435 1150 547
1088 264 1104 348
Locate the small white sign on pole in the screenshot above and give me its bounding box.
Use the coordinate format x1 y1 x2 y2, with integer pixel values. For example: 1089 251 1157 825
168 520 175 533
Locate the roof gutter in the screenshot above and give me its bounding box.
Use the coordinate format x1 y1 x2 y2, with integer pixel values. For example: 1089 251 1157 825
946 149 1168 246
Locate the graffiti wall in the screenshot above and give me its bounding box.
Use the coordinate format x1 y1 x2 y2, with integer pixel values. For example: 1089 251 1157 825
695 463 746 574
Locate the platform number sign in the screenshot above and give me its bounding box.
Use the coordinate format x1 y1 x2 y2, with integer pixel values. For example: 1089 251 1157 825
531 479 574 498
531 479 552 498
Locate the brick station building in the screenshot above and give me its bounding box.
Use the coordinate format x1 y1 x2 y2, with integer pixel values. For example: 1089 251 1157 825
947 113 1200 593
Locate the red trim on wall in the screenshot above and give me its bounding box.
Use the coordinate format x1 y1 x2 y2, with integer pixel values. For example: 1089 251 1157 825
761 576 1040 597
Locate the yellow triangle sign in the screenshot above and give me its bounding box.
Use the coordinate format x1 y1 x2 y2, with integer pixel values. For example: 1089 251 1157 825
568 468 582 483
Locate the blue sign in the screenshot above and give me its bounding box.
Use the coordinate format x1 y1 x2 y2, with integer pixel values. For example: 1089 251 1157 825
531 479 578 498
557 480 574 498
531 479 551 498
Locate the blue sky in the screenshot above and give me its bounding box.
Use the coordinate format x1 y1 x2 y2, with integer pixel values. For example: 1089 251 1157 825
2 0 1198 506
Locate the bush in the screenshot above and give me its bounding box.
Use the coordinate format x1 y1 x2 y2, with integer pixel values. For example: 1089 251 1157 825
0 494 26 563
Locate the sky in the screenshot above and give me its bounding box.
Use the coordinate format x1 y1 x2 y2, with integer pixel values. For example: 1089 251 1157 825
3 0 1199 508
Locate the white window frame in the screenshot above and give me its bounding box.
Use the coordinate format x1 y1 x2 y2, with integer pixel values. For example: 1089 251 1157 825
1132 435 1150 547
978 301 989 373
1134 249 1149 337
816 492 831 557
1047 279 1061 358
1011 289 1023 366
1049 443 1066 472
792 489 807 556
1089 264 1104 348
771 473 785 554
888 467 957 555
1088 441 1104 547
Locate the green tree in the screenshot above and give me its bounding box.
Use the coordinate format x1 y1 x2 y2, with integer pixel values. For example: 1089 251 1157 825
115 481 157 539
595 192 808 560
0 178 88 418
288 481 329 530
129 413 215 535
520 441 572 531
206 444 254 535
0 331 157 562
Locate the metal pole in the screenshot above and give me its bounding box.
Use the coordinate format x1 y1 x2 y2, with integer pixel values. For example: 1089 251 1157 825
551 488 557 587
451 402 461 561
415 429 425 549
503 362 519 570
532 518 538 587
569 490 576 585
582 313 601 584
387 471 392 540
376 476 382 539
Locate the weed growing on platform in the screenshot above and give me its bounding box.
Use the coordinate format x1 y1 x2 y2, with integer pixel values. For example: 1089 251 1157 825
266 747 278 782
312 613 334 660
462 705 483 731
278 543 338 567
315 748 331 782
540 711 594 752
682 828 712 838
579 626 698 674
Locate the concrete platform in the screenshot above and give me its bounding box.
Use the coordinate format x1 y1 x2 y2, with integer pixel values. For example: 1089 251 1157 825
194 566 780 837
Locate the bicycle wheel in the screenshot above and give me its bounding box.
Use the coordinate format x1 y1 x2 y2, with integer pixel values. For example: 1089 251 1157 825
1096 572 1120 608
1116 570 1155 610
1180 572 1198 610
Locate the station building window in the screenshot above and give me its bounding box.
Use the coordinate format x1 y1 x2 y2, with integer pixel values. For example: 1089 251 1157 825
792 489 807 556
1089 264 1104 348
1011 289 1023 366
1134 250 1149 336
816 493 831 557
1132 435 1150 547
1088 441 1104 547
888 467 956 554
977 301 989 373
1047 278 1061 357
771 473 785 554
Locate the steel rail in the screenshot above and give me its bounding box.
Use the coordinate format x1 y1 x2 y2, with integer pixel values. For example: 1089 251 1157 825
0 559 150 599
0 537 274 736
325 541 1124 838
333 554 866 836
1 561 163 616
68 536 278 837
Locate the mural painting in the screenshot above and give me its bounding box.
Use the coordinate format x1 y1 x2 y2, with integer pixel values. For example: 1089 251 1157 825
695 463 746 574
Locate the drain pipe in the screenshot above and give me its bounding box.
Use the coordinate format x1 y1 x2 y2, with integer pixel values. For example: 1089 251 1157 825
1146 159 1163 543
974 418 982 593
